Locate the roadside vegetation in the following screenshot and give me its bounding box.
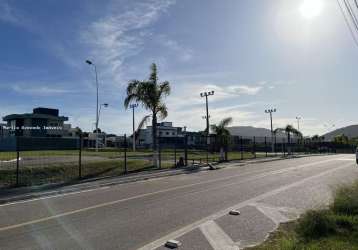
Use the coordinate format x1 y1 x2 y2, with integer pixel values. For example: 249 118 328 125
124 63 171 167
211 117 233 162
0 149 264 187
250 181 358 250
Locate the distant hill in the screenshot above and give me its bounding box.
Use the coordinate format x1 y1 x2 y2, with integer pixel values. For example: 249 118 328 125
323 125 358 141
227 126 286 138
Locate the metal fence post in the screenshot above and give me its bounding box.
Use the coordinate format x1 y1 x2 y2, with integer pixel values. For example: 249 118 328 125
265 136 267 157
206 135 209 164
124 134 128 174
158 137 162 169
240 136 243 160
253 136 256 159
174 138 177 168
79 134 82 179
16 136 20 186
184 134 188 166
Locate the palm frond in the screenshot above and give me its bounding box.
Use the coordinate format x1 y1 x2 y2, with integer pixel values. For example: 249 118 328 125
135 115 151 138
218 117 233 128
158 81 171 97
210 124 218 133
156 103 168 119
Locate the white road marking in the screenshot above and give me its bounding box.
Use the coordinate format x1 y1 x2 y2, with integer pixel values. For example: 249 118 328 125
0 187 110 207
0 158 344 233
200 220 240 250
137 163 352 250
252 204 290 225
0 158 339 207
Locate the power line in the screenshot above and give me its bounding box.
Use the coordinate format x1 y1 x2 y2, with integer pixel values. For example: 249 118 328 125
336 0 358 48
343 0 358 33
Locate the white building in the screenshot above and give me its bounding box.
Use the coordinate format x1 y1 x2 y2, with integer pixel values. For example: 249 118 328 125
137 122 184 147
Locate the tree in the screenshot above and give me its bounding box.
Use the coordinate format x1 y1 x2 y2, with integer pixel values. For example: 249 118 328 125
210 117 233 161
124 63 170 167
334 134 349 144
133 115 151 146
311 134 325 143
275 125 302 154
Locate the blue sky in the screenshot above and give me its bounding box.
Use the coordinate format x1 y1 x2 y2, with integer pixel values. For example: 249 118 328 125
0 0 357 136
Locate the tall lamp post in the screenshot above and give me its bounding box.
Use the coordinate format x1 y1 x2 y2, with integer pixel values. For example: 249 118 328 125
130 103 138 152
200 91 214 163
86 59 100 152
98 103 109 126
97 103 108 148
265 108 276 153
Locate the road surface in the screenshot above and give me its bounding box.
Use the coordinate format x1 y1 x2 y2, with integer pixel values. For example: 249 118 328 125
0 155 357 250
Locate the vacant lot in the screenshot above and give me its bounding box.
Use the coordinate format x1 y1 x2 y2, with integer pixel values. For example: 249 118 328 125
0 148 267 187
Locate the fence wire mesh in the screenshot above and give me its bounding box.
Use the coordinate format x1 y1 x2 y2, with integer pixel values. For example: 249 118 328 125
0 134 354 188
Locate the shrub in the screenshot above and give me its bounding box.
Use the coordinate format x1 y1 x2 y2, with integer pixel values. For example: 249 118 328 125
332 181 358 216
296 210 336 240
335 214 358 230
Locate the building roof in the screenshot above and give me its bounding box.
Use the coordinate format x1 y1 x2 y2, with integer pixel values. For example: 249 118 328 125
3 114 68 121
3 107 68 122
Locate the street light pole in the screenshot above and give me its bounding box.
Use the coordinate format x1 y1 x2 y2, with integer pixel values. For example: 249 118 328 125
265 108 276 153
98 103 109 127
97 103 108 148
130 103 138 152
86 60 100 152
200 91 214 163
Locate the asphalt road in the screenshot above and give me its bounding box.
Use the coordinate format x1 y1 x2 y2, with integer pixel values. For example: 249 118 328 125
0 155 357 250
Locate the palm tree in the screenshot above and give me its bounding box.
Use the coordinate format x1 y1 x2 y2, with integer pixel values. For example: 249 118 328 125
124 63 170 167
132 115 151 146
210 117 233 161
275 125 302 154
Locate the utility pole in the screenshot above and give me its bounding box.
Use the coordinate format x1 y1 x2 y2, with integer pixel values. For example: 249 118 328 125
130 103 138 152
200 91 214 163
265 108 276 153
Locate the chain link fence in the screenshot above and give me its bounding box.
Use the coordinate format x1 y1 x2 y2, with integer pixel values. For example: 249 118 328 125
0 134 354 188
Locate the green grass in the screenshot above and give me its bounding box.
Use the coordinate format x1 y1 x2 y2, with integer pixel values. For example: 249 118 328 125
0 159 173 187
249 181 358 250
0 149 265 161
0 148 280 187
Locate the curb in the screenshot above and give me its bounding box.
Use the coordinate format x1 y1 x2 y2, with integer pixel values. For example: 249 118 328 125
0 154 330 205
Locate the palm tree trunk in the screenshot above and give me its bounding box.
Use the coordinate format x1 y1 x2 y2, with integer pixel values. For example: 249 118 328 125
152 113 158 167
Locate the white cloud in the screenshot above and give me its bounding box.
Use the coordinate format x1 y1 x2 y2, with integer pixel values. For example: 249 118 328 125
11 84 75 96
0 1 21 24
160 37 193 62
166 82 264 109
82 0 176 86
227 85 262 95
